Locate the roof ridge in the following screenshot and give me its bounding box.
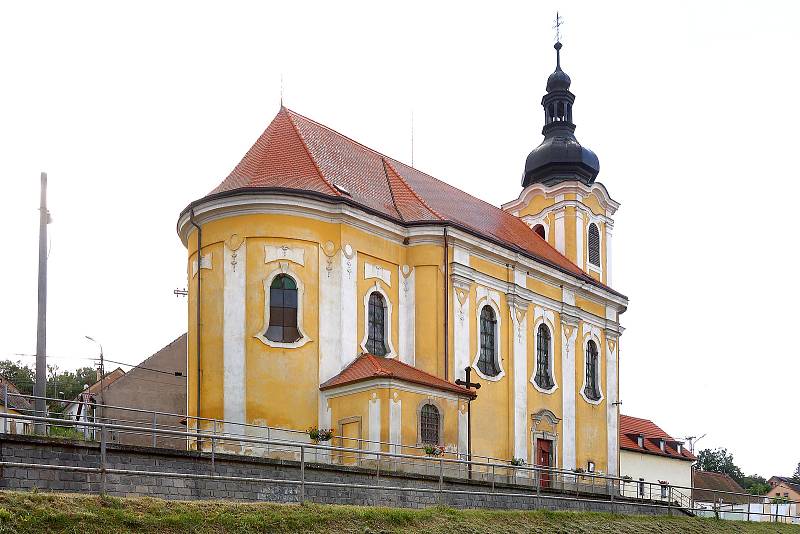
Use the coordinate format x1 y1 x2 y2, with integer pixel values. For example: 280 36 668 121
384 355 464 388
382 159 444 221
282 108 341 197
380 159 405 221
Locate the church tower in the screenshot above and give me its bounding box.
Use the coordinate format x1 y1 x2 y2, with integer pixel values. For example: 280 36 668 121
503 41 619 286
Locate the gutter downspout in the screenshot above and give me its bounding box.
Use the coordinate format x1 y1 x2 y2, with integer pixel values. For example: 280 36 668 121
189 209 202 450
443 227 449 381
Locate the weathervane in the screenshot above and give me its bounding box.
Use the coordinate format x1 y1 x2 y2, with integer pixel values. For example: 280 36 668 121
553 11 564 43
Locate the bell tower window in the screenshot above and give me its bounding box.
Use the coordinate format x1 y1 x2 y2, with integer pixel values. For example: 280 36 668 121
588 223 601 267
533 224 546 239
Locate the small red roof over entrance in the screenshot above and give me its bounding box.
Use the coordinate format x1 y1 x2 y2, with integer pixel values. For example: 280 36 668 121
320 353 476 398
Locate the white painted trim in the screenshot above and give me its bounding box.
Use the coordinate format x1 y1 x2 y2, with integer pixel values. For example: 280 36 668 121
509 296 529 459
554 210 566 255
606 336 619 476
576 210 585 270
398 265 415 365
253 262 312 349
321 377 472 402
192 253 212 277
453 245 470 266
586 216 604 277
605 225 613 286
319 244 343 383
579 323 604 405
453 282 471 382
501 180 620 215
521 215 550 241
368 393 381 454
223 241 247 428
561 321 578 470
458 405 468 459
360 282 397 358
265 244 305 266
472 288 505 382
389 393 402 454
365 262 392 286
341 247 358 366
531 306 558 394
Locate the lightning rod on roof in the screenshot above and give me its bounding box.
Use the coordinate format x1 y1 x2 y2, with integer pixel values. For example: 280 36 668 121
410 110 414 167
280 73 284 107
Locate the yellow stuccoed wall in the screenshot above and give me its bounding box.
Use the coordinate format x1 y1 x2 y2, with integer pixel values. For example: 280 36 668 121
184 192 622 470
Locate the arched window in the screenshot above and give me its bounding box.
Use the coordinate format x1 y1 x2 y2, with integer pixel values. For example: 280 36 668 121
532 224 546 240
478 306 499 377
366 292 387 356
419 403 440 444
588 223 601 267
266 274 300 343
584 340 600 401
534 324 554 389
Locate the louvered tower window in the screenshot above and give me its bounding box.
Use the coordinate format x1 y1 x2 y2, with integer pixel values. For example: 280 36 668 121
534 323 554 389
478 305 499 377
584 340 601 401
266 274 300 343
588 223 601 267
366 292 387 356
420 404 440 444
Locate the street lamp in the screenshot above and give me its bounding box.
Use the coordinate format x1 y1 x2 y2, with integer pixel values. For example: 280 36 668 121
84 336 104 423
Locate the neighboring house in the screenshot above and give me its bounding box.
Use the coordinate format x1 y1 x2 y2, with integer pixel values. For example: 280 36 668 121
0 375 33 434
177 38 630 473
102 334 187 449
693 471 751 509
767 476 800 503
64 367 126 435
619 414 695 498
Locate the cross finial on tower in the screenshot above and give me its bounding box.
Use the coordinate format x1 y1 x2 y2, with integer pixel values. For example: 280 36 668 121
553 11 564 44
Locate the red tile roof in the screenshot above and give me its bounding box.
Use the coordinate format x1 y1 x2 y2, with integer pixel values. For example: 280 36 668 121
619 414 696 461
693 471 750 504
200 107 620 296
320 353 477 398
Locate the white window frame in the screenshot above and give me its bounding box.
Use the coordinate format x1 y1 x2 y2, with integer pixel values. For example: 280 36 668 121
579 324 604 405
531 308 558 394
254 262 311 349
586 219 603 274
472 292 505 381
360 282 397 358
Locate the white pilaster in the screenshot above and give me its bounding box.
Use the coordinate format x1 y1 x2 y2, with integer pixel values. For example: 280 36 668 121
458 404 468 458
606 336 619 476
341 245 358 365
509 296 529 460
554 210 566 255
561 319 578 470
576 210 585 270
319 244 342 384
398 265 416 365
605 225 613 286
368 393 381 455
453 278 471 381
389 393 402 454
223 241 246 431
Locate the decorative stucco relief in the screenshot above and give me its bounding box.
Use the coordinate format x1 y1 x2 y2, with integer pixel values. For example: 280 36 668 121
265 244 305 266
364 262 391 286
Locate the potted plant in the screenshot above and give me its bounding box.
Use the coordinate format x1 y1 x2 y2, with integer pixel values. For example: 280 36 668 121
510 457 525 466
307 427 333 444
423 444 444 457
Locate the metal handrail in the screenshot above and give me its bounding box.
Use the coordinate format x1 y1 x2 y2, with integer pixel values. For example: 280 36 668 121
1 411 798 522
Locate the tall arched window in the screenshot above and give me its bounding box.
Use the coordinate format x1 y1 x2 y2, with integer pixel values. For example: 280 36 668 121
588 223 601 267
266 274 300 343
584 340 600 401
478 305 499 377
534 324 554 389
366 292 387 356
419 403 440 444
532 224 546 240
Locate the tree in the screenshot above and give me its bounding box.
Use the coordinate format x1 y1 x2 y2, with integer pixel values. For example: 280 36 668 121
741 474 771 495
0 360 100 412
0 360 35 394
793 462 800 483
696 448 744 484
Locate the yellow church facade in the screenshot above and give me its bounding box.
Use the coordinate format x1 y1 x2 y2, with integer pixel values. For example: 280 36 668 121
177 42 627 475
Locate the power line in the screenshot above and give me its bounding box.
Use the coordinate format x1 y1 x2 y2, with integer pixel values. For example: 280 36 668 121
102 358 185 378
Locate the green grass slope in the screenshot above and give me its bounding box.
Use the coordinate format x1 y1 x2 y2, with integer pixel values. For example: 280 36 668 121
0 491 798 534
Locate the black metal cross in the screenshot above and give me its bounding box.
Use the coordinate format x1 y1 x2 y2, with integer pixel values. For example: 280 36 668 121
553 11 564 43
455 366 481 391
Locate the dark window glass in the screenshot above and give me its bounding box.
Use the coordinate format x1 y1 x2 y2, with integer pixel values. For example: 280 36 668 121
588 223 601 266
533 224 546 239
584 340 600 401
478 306 498 377
420 404 440 444
534 323 554 389
265 274 300 343
366 292 387 356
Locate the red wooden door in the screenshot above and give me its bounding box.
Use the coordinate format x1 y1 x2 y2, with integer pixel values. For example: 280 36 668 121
536 439 553 488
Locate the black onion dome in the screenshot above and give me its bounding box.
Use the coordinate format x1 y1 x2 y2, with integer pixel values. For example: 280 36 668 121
522 41 599 188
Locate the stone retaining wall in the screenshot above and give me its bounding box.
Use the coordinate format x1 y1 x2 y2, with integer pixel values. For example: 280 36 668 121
0 435 677 515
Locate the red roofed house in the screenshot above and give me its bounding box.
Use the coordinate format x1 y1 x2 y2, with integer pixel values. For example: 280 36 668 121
619 415 695 495
176 39 629 474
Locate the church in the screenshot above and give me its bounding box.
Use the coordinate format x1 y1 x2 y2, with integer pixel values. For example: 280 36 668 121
177 40 627 476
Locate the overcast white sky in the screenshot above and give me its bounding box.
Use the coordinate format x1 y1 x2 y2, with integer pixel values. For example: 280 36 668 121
1 1 798 477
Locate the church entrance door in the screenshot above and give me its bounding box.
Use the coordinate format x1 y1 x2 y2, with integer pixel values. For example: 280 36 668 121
536 438 553 488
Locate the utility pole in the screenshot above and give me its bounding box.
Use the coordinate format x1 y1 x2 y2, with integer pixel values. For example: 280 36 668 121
85 336 104 424
34 172 50 434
